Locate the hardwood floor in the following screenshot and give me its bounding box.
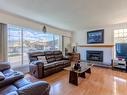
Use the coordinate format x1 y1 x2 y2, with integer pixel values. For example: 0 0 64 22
26 67 127 95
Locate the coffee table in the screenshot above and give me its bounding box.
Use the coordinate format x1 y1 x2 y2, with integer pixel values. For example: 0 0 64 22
64 62 92 86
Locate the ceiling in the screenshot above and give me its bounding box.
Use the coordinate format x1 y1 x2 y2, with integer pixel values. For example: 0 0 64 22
0 0 127 32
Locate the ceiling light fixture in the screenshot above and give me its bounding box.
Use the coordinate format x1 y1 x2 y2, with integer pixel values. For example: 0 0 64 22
42 25 47 33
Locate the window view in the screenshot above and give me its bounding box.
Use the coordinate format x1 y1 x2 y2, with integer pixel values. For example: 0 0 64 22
114 29 127 43
8 25 61 68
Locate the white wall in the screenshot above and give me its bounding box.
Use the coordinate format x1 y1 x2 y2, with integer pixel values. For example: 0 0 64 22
0 11 72 37
73 22 127 64
73 26 114 45
73 22 127 45
72 30 86 45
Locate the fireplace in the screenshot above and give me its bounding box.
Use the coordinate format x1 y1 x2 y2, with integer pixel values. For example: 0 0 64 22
86 50 103 62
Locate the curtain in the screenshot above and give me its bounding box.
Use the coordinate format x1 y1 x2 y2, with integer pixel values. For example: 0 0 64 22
0 23 7 61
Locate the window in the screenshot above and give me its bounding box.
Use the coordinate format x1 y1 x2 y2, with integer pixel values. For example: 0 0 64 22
8 26 22 67
8 25 62 68
114 29 127 43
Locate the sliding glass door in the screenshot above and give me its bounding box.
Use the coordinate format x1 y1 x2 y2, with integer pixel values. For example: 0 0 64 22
8 25 61 68
8 26 22 67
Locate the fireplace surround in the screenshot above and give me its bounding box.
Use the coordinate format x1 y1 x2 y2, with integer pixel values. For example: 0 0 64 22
86 50 103 62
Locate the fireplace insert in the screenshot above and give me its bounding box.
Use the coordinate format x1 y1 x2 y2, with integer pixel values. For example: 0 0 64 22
86 51 103 62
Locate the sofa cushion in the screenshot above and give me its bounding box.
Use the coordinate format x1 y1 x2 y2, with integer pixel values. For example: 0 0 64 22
14 78 31 88
45 51 53 55
45 55 55 63
44 63 56 70
44 61 64 71
0 72 5 81
53 51 62 55
3 69 24 79
63 60 70 64
2 69 15 77
44 51 55 63
54 54 63 61
28 51 45 62
0 70 24 88
28 52 45 57
52 61 64 66
53 51 63 61
18 81 50 95
37 56 47 65
0 85 17 95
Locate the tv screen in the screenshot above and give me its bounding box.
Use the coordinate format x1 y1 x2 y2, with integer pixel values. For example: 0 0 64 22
116 43 127 58
87 29 104 44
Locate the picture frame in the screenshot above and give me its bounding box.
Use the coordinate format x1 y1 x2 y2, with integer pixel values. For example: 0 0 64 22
87 29 104 44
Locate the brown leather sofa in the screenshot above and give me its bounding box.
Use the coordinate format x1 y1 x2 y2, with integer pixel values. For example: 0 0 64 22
0 62 50 95
28 51 71 78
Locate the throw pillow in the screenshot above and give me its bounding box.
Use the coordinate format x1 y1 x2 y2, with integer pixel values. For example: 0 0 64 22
37 56 47 65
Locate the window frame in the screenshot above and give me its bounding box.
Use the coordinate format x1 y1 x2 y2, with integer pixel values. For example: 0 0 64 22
7 25 61 67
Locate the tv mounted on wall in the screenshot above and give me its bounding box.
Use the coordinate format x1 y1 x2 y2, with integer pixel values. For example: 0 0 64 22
116 43 127 59
87 29 104 44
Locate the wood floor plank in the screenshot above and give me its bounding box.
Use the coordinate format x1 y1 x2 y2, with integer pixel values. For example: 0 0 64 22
25 67 127 95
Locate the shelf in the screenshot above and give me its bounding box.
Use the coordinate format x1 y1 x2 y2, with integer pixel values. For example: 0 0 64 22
78 45 114 48
114 65 126 69
112 59 127 72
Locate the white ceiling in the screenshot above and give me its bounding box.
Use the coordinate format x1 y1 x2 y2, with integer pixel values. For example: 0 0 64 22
0 0 127 31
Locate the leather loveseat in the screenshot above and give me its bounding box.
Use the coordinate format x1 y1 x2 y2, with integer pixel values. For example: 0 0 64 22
0 62 50 95
28 51 71 78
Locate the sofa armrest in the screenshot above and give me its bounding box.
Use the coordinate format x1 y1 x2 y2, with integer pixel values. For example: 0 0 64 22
30 60 44 65
29 60 44 78
18 81 50 95
0 62 10 71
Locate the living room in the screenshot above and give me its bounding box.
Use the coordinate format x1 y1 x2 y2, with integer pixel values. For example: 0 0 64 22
0 0 127 95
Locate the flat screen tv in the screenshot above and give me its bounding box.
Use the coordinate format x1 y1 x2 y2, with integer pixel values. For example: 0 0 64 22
87 29 104 44
116 43 127 59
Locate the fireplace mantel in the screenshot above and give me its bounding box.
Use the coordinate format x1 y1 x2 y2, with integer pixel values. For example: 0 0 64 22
78 44 114 48
77 45 113 65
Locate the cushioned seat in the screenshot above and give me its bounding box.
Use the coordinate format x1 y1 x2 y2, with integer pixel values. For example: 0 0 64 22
44 61 64 70
3 69 23 78
14 78 31 88
0 85 17 95
52 61 64 66
0 70 24 88
63 60 70 64
44 63 56 70
2 69 14 76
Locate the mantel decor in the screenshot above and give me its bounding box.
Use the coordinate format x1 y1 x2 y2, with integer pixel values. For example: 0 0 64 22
87 29 104 44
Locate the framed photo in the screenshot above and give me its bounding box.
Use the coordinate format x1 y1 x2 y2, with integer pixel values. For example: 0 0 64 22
87 29 104 44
